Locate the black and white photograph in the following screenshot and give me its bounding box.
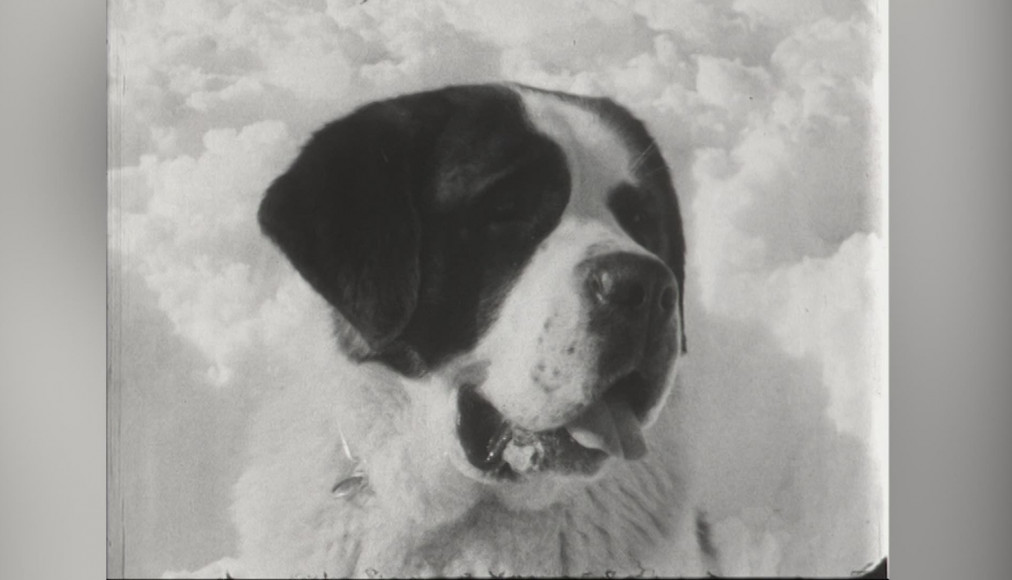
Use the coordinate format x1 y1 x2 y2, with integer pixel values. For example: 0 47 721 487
107 1 888 577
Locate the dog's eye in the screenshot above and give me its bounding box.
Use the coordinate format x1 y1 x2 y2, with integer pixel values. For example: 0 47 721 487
608 183 659 250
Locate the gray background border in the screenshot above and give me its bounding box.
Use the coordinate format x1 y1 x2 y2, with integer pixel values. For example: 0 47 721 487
891 1 1012 578
1 1 1011 578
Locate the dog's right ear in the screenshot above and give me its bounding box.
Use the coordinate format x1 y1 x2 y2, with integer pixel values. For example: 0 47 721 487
258 94 454 353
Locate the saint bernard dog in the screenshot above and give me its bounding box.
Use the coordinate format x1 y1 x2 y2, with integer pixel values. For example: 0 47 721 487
169 83 719 578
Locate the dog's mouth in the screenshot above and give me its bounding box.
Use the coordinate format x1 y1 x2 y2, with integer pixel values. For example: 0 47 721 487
456 373 653 481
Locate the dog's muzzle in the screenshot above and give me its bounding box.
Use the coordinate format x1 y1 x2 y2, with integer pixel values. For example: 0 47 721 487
455 250 680 482
581 250 678 391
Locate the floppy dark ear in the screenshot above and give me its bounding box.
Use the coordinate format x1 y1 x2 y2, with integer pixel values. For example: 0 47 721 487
669 226 687 354
662 185 687 354
258 96 449 351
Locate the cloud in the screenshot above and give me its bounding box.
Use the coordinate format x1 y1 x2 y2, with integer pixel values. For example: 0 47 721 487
109 0 886 575
111 119 305 385
683 15 884 452
695 55 774 114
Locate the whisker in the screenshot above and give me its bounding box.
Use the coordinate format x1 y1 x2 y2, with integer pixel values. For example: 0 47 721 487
629 142 657 173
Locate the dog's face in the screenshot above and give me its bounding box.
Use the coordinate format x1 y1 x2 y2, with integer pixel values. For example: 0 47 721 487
259 84 686 508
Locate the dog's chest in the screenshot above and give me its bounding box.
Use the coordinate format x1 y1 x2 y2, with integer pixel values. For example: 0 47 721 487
352 495 674 577
402 509 567 577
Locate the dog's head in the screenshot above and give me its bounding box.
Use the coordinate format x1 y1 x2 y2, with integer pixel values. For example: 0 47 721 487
259 84 686 507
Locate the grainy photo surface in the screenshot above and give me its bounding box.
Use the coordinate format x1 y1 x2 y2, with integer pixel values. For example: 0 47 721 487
108 1 887 577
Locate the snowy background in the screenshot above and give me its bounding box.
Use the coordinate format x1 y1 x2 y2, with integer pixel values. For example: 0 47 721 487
108 0 886 576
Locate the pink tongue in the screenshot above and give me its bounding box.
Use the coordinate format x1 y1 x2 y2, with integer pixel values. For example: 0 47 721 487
565 392 646 460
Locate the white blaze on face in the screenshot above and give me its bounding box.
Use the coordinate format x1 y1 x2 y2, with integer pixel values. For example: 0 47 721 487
514 88 638 221
474 218 645 431
470 89 657 432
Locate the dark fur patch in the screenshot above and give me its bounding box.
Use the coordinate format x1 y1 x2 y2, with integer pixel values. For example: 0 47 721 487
259 85 570 375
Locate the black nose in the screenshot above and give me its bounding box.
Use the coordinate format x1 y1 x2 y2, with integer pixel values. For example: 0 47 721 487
582 252 677 318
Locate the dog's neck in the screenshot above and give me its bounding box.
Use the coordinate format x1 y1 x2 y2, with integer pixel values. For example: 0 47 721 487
233 348 703 577
338 363 699 577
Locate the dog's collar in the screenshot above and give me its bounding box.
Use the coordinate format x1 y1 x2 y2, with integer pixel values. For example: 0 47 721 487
331 425 370 499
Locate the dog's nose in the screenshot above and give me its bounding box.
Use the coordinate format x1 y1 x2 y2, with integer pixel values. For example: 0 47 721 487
582 252 677 318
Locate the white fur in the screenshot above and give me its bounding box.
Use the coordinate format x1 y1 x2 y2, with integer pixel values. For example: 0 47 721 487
473 217 661 431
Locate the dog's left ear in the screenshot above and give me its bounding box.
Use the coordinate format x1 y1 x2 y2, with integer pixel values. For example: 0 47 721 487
667 212 687 354
258 92 458 356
